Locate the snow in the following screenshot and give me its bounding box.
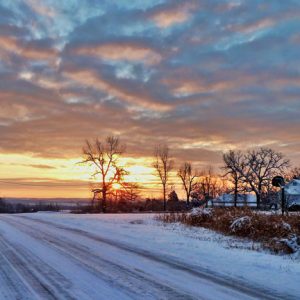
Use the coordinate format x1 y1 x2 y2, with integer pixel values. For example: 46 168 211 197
279 235 300 258
279 221 292 232
189 207 212 217
0 212 299 299
230 216 252 233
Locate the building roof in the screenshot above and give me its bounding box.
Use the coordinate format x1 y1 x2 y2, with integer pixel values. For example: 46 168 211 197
285 179 300 195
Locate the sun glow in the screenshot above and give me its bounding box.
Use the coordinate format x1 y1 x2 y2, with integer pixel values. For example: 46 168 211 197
0 153 162 198
112 182 122 190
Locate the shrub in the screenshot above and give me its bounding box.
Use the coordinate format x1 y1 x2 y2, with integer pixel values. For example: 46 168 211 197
230 216 252 235
156 208 300 255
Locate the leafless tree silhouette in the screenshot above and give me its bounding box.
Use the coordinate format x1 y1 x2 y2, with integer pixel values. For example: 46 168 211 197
234 148 290 208
177 162 198 206
193 167 225 202
223 150 245 207
82 136 126 212
119 182 140 202
153 144 173 211
285 166 300 181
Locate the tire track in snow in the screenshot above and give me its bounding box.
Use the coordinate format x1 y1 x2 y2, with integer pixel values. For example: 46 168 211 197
2 216 199 300
0 237 33 300
0 236 64 300
19 215 292 300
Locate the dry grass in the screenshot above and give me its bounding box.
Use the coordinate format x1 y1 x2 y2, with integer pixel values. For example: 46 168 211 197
156 208 300 254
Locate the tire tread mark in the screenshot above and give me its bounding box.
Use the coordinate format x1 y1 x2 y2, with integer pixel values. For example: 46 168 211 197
0 240 33 300
0 237 57 300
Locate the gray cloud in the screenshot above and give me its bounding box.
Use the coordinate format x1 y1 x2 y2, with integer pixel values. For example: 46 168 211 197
0 0 300 167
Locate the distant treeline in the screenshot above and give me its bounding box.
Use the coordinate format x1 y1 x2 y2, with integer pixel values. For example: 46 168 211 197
72 195 190 214
0 198 60 214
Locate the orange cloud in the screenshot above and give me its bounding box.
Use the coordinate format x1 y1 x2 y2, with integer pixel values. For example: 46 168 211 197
150 3 195 28
0 35 58 61
0 36 19 53
74 43 162 65
22 45 58 61
0 101 30 121
163 76 235 96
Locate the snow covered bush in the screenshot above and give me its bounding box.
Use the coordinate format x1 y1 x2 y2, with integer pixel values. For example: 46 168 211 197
186 207 213 226
230 216 252 235
276 221 292 232
279 234 300 254
189 207 212 218
157 208 300 255
281 222 292 231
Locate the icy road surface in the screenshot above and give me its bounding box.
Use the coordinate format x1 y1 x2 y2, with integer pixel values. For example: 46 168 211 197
0 213 299 300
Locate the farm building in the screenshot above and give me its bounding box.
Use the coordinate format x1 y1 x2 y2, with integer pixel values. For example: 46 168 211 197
212 194 257 207
284 179 300 210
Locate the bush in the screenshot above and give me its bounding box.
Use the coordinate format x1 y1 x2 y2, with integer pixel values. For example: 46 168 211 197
230 216 252 235
156 208 300 254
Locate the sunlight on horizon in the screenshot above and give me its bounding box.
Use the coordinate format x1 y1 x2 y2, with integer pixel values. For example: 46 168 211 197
0 153 171 198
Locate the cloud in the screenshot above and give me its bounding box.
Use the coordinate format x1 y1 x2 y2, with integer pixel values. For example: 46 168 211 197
0 34 58 63
1 0 300 178
152 11 189 28
62 65 172 112
71 41 162 65
21 39 58 60
9 163 56 169
25 0 57 18
150 2 196 28
229 18 276 34
28 164 56 169
163 74 236 97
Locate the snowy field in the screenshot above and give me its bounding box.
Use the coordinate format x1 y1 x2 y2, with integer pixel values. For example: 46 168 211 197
0 213 299 300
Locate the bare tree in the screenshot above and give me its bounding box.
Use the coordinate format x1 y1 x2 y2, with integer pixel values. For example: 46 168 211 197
177 162 198 206
222 150 245 207
153 144 173 211
238 148 290 208
285 167 300 182
119 182 140 202
82 136 126 213
193 167 224 203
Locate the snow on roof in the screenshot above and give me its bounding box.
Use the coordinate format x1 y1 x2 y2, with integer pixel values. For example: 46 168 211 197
285 179 300 195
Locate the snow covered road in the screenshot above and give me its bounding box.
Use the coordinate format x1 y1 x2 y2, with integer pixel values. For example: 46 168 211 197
0 213 299 300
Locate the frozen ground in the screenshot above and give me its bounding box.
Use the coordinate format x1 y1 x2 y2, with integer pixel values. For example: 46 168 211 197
0 212 299 300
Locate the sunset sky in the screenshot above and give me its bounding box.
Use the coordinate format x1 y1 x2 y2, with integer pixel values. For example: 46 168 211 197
1 0 300 199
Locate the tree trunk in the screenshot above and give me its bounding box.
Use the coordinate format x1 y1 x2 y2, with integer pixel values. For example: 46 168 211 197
256 192 261 209
163 185 166 211
257 183 263 209
91 194 96 210
102 188 107 213
234 181 238 207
